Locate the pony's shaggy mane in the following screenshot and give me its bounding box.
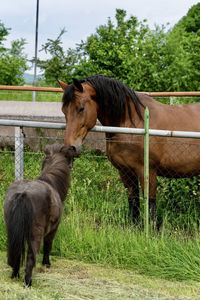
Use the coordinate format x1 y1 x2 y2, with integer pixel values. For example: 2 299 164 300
38 144 72 202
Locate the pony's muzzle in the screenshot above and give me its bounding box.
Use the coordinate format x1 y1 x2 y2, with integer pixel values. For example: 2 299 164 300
72 145 81 155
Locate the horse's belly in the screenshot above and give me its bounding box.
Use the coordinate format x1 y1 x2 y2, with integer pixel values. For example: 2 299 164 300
157 139 200 177
157 168 200 178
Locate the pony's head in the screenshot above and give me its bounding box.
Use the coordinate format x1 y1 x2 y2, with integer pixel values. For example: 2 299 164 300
42 144 78 172
59 79 98 151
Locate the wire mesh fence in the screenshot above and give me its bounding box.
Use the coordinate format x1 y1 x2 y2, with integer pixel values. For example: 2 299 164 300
1 126 200 231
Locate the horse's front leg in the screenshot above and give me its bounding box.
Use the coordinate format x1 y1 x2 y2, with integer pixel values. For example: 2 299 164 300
139 169 158 229
119 169 140 224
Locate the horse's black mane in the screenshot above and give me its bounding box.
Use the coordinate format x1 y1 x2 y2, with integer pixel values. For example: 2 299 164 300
62 75 144 125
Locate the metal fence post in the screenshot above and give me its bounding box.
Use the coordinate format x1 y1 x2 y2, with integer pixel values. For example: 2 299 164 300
170 97 174 105
15 126 24 180
144 107 150 238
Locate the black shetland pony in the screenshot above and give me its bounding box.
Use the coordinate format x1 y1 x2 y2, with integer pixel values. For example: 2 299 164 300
4 144 77 287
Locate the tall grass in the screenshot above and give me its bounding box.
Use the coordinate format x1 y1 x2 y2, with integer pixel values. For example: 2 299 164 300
1 149 200 281
55 215 200 281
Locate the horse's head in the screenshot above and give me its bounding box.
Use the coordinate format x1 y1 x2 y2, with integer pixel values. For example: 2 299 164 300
59 79 98 151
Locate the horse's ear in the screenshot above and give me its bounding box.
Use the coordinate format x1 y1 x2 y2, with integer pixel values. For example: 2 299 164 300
58 80 68 91
72 78 83 93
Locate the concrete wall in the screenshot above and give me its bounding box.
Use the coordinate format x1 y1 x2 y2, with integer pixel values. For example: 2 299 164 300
0 101 106 152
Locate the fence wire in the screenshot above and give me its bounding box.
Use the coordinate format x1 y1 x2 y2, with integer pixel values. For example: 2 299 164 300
1 130 200 230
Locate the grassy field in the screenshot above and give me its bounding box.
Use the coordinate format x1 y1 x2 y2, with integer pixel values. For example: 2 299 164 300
1 252 200 300
1 149 200 289
0 90 199 104
0 90 61 102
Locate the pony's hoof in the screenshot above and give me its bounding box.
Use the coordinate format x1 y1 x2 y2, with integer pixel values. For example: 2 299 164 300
11 272 20 279
43 263 51 268
42 259 51 268
24 278 32 288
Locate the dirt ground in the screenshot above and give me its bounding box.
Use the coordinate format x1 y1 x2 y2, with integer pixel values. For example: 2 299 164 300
1 252 200 300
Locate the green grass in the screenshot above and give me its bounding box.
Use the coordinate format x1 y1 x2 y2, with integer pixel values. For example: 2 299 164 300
0 90 199 104
1 149 200 282
0 90 61 102
1 252 200 300
54 215 200 281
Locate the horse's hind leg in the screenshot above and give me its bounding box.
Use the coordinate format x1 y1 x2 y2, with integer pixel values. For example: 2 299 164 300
149 173 158 229
42 227 58 267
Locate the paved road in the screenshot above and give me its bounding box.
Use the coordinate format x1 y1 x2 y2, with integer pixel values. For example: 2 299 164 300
0 101 64 120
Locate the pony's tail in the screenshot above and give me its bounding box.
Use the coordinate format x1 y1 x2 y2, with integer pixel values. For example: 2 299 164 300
6 192 33 277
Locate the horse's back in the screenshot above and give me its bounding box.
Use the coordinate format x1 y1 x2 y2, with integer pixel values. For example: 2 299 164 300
140 94 200 131
107 95 200 177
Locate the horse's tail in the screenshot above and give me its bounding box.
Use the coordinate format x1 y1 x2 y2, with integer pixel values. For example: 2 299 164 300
6 192 33 276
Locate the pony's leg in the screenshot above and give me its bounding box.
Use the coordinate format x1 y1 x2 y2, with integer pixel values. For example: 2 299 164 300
119 169 140 223
24 246 35 287
42 228 58 267
11 266 20 279
24 236 42 287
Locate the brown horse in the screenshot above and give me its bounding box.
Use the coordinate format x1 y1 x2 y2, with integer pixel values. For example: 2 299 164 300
59 75 200 225
4 144 77 287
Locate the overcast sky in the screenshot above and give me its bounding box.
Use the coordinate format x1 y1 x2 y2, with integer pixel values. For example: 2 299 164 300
1 0 199 73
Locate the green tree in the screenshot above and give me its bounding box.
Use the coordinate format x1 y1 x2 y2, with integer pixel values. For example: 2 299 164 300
167 3 200 90
74 9 178 91
37 28 81 86
39 7 199 92
39 10 173 90
0 21 28 85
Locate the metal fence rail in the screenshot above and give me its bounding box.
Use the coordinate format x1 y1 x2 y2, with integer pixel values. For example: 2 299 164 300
1 118 200 138
1 117 200 182
0 84 200 97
